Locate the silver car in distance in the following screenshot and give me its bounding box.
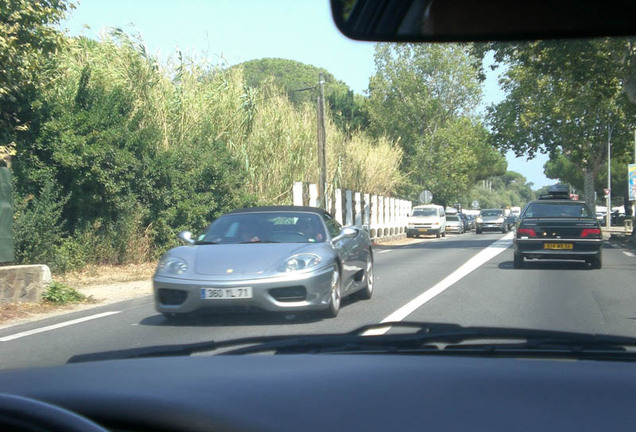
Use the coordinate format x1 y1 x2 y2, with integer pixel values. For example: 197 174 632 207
153 206 374 320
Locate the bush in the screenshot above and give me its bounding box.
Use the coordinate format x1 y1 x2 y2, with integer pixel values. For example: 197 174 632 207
42 281 86 304
12 178 68 270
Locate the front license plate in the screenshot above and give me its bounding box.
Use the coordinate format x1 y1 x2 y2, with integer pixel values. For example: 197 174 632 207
201 287 253 299
544 243 573 250
418 229 429 233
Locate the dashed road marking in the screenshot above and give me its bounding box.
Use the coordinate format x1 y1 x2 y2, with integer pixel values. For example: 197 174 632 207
364 232 514 336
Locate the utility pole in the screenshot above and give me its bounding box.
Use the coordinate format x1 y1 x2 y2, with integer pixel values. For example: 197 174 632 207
317 72 327 209
606 125 612 229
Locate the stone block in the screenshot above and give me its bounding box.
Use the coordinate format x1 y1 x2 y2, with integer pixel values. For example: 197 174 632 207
0 265 51 304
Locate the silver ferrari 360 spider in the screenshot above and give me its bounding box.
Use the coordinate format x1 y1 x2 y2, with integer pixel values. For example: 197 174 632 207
153 206 374 319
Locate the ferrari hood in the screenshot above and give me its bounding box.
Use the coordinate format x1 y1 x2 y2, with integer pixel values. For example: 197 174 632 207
193 243 317 276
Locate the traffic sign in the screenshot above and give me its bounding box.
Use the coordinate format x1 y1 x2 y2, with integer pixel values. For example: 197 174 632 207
604 188 611 197
629 164 636 201
419 190 433 204
471 200 479 209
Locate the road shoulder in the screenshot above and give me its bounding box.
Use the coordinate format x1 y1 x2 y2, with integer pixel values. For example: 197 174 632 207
0 280 152 330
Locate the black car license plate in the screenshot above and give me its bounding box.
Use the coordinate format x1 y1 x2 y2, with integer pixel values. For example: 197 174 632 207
544 243 573 250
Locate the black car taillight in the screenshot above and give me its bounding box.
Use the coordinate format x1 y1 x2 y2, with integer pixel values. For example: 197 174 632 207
581 228 601 238
517 228 537 237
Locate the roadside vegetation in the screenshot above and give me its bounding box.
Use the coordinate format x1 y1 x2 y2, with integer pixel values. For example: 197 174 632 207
2 1 634 276
42 281 87 305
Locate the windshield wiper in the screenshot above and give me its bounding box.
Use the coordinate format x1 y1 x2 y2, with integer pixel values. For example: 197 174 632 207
195 241 218 245
238 240 280 243
67 322 636 363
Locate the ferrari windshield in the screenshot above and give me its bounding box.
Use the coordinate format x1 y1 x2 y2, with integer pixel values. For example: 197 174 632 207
199 212 327 244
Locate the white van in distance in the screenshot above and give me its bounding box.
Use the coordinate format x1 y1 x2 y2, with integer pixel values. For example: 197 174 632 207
407 205 447 238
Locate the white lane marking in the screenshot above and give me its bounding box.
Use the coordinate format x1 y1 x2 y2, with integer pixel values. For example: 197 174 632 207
377 250 394 254
623 251 635 258
364 232 514 336
0 311 121 342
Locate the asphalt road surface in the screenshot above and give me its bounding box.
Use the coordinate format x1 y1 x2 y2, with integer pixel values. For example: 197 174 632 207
2 232 635 370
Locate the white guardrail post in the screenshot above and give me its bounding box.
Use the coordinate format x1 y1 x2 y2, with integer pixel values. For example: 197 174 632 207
371 195 378 239
345 190 353 226
363 193 370 230
292 182 412 239
308 184 318 207
293 182 303 206
335 188 343 225
354 192 362 227
378 196 385 237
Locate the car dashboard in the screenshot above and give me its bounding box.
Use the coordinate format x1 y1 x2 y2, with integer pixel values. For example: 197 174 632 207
1 354 636 431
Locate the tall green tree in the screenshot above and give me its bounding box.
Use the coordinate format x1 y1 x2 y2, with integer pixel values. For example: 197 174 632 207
238 58 368 132
367 43 504 204
239 58 346 105
486 38 636 205
0 0 73 152
544 153 632 209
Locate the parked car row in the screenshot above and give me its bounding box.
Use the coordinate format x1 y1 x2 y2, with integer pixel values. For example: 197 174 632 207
407 205 479 236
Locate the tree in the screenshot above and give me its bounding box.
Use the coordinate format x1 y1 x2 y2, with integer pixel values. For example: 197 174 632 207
460 171 535 210
239 58 347 105
486 38 636 205
237 58 368 132
367 43 504 204
0 0 73 151
544 152 632 209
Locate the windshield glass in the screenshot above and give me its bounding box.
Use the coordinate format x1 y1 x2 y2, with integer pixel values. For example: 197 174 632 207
200 212 326 244
1 0 635 372
412 208 438 217
481 210 503 217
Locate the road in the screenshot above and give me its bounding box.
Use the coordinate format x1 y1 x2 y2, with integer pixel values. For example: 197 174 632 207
1 232 635 370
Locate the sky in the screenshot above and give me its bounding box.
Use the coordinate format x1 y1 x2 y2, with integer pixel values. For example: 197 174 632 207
60 0 552 190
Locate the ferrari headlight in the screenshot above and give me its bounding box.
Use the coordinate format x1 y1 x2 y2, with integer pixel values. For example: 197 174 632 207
496 218 504 223
476 217 483 223
157 256 188 275
280 254 322 272
408 223 415 228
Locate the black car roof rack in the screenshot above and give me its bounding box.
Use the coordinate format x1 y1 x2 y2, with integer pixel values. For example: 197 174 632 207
537 184 572 200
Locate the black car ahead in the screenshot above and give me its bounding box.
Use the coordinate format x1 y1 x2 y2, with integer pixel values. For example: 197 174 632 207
513 187 603 269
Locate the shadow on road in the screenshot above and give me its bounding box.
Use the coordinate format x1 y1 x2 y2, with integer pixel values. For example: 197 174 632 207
139 296 360 327
374 233 506 252
498 260 590 271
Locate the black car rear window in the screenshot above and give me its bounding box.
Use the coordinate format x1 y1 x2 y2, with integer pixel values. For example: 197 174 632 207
523 203 594 218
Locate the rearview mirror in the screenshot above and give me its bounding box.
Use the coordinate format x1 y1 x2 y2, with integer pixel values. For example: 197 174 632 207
333 226 358 242
330 0 636 42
